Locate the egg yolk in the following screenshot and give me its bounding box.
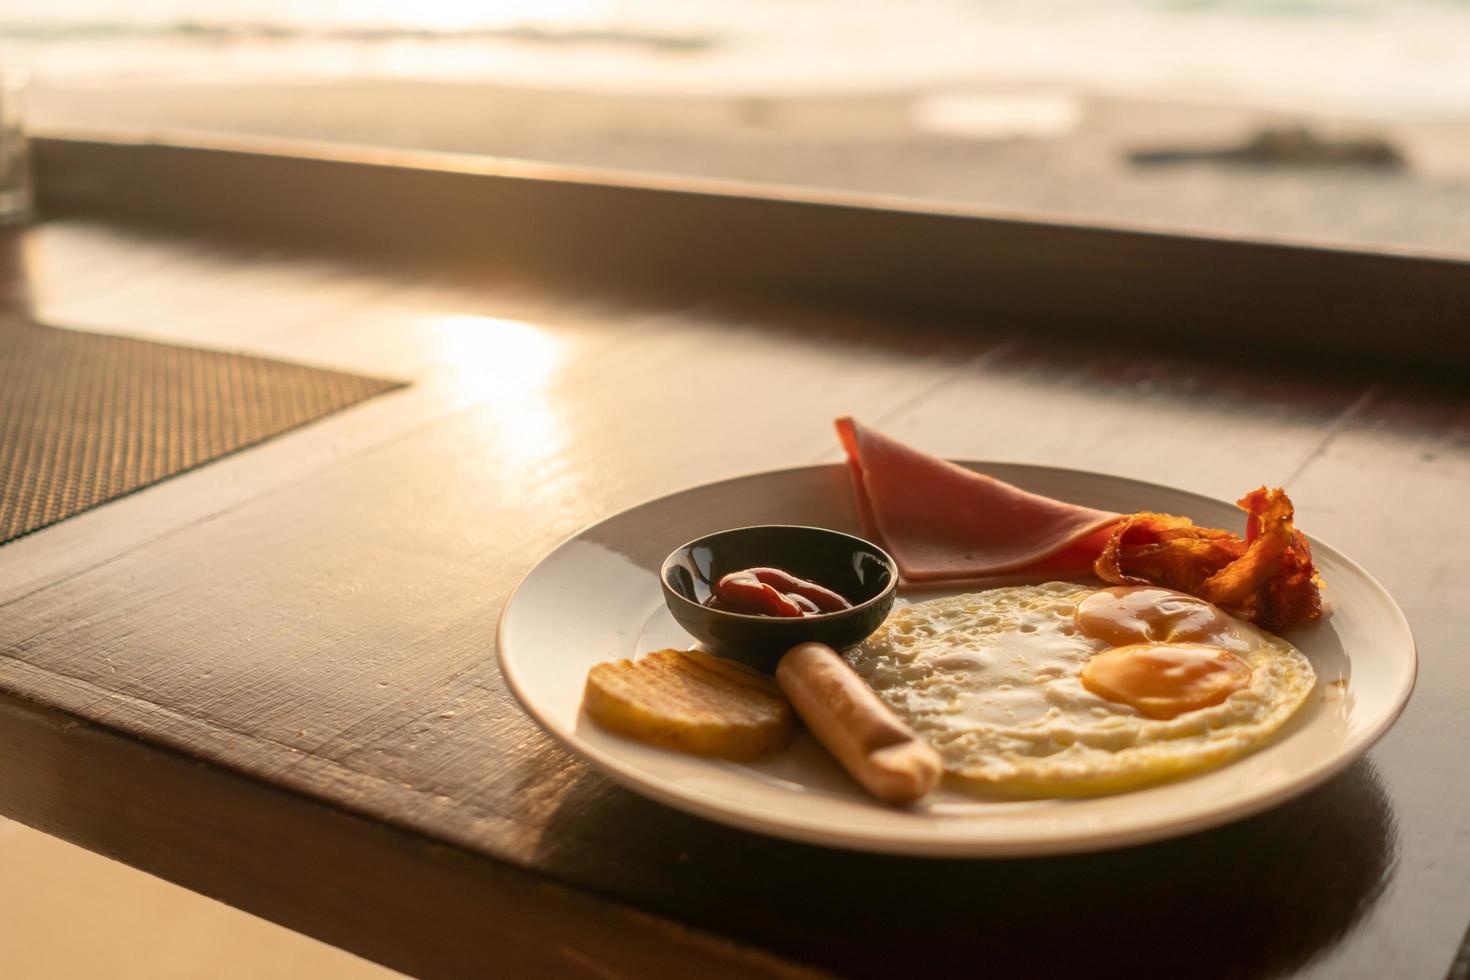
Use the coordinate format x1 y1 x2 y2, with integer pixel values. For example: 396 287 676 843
1075 586 1230 646
1080 643 1252 719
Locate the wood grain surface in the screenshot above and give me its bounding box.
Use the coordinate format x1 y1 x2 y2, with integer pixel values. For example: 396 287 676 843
1 215 1467 979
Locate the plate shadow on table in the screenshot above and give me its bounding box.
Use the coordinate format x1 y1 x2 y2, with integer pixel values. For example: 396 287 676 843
529 756 1397 980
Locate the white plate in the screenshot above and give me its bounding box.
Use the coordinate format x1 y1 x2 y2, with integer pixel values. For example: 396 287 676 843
498 463 1416 857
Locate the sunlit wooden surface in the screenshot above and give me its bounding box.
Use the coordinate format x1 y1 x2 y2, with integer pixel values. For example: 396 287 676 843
1 217 1467 978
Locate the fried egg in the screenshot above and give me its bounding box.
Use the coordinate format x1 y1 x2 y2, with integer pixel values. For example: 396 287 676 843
846 582 1315 795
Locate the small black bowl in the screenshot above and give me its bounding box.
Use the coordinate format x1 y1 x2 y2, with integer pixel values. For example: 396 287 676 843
660 525 898 667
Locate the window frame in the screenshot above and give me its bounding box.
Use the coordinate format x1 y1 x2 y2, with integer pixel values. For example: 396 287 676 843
32 131 1470 369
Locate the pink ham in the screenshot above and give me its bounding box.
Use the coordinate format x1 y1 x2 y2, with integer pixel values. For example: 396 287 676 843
835 417 1120 582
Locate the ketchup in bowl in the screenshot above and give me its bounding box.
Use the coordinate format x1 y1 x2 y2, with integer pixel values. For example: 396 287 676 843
705 567 854 618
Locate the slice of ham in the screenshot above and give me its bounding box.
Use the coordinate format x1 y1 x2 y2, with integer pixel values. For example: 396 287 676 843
835 417 1121 582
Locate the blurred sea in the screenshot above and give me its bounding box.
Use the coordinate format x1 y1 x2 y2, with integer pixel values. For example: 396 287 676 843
5 0 1470 117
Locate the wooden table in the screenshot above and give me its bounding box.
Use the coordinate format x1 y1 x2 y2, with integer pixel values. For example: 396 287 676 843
2 146 1469 978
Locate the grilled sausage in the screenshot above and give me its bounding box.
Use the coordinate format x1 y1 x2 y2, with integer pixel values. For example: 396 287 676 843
775 642 942 804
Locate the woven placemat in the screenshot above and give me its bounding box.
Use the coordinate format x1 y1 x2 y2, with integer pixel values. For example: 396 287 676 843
0 318 404 544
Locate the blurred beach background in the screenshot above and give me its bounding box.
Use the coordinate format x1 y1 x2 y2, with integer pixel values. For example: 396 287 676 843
5 0 1470 255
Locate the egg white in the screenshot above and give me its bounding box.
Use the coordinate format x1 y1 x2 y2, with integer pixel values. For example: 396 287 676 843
846 582 1316 796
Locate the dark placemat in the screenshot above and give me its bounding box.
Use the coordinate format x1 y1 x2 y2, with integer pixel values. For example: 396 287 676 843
0 318 404 544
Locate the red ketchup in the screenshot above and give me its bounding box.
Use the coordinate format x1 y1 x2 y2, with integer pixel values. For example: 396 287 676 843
707 567 854 618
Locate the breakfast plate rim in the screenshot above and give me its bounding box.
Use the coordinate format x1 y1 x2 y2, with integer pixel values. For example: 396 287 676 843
496 461 1417 857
